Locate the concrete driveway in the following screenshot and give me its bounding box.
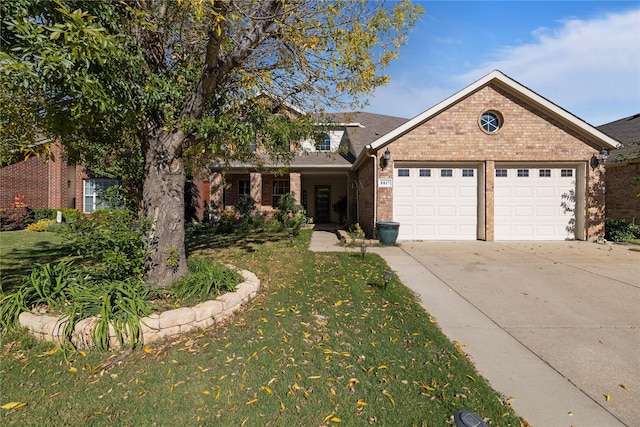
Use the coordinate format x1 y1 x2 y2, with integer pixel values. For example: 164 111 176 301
397 241 639 426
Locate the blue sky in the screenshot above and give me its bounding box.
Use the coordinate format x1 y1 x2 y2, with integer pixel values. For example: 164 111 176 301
363 1 640 126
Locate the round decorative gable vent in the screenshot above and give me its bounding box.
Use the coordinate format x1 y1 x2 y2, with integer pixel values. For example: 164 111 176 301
479 111 502 133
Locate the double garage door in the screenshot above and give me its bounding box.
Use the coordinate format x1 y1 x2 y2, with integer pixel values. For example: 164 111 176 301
393 166 576 241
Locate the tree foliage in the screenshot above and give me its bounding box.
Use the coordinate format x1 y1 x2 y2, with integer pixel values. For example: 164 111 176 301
1 0 423 285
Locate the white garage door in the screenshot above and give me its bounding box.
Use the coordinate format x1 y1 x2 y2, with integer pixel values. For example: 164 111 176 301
393 167 478 240
494 167 575 240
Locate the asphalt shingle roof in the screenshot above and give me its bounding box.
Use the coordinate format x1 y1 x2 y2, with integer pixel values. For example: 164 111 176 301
597 113 640 162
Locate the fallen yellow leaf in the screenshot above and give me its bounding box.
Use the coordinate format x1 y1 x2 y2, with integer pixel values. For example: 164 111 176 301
68 367 78 373
620 384 629 391
1 402 27 410
605 394 611 402
246 398 258 405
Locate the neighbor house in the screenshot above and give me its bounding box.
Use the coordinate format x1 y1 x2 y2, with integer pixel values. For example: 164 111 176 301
597 114 640 224
210 70 620 241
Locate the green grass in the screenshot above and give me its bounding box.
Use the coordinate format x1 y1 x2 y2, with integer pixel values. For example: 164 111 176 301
0 231 73 292
0 230 522 426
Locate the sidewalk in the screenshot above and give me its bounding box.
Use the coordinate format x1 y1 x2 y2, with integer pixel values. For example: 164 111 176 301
308 229 628 427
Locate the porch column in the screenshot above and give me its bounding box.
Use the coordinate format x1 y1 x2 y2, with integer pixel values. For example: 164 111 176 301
289 172 301 205
210 172 224 213
250 172 262 207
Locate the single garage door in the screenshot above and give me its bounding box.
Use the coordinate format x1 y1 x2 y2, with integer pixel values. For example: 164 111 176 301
393 167 478 240
494 167 576 240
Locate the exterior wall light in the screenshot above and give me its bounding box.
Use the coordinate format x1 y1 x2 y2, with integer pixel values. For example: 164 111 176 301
591 148 609 169
381 148 391 170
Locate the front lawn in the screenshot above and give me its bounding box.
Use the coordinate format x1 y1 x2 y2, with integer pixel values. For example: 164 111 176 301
0 229 522 426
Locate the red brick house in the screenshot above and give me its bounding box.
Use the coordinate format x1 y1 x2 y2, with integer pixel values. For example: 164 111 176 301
597 114 640 224
211 70 620 241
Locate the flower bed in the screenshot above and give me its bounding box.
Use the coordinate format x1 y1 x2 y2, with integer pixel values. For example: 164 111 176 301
18 269 260 349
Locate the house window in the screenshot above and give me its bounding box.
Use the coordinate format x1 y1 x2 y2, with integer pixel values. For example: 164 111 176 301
479 111 502 133
316 133 331 151
561 169 573 177
397 169 410 177
495 169 508 177
441 169 453 177
83 179 118 213
462 169 474 177
539 169 551 177
272 180 290 207
517 169 529 177
239 180 250 196
419 169 431 177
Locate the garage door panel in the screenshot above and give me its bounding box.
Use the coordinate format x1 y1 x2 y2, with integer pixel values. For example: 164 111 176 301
495 168 575 240
394 167 477 240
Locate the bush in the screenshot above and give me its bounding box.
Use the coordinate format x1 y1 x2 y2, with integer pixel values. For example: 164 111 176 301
605 218 640 242
34 208 56 221
234 195 257 224
68 209 148 281
0 207 34 231
26 218 58 232
274 192 306 233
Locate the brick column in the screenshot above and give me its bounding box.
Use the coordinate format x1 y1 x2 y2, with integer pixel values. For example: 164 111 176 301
210 172 224 213
289 172 301 204
250 172 262 206
484 161 495 241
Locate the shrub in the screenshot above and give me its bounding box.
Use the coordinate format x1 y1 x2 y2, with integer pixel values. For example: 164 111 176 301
26 219 57 232
235 194 257 224
274 192 306 233
34 208 56 221
68 209 147 281
0 207 34 231
605 218 640 242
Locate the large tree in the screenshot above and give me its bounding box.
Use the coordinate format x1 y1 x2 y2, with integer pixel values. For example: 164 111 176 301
1 0 422 286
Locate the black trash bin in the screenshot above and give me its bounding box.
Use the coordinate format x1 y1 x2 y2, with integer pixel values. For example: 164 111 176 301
376 221 400 245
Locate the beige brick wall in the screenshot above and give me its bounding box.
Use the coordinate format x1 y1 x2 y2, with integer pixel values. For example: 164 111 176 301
362 84 605 240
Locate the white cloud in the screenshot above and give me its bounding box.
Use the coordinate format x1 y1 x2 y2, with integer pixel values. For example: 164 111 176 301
458 9 640 125
366 8 640 126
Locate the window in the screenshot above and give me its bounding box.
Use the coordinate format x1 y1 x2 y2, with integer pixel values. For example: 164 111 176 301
397 169 410 177
83 179 118 213
419 169 431 177
272 180 290 207
495 169 508 177
479 111 502 133
316 133 331 151
462 169 474 177
239 180 250 196
517 169 529 177
561 169 573 177
539 169 551 177
441 169 453 177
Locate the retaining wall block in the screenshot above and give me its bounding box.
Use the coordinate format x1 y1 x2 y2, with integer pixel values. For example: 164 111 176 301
218 290 245 311
140 315 161 335
159 307 195 329
193 300 223 322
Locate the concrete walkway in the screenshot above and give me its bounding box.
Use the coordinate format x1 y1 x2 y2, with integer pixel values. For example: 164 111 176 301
308 228 639 426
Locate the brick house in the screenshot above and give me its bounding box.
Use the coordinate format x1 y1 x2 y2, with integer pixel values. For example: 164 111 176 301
210 70 619 241
3 70 621 240
597 114 640 224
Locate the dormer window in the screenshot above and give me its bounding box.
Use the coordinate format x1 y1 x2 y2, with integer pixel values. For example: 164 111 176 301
316 133 331 151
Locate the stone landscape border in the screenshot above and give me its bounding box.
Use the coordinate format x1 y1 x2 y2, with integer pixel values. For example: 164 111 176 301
18 268 260 349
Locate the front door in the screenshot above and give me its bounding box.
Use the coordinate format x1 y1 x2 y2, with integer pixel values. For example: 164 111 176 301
315 186 331 222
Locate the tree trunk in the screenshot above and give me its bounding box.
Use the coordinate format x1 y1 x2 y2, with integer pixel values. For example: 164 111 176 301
142 128 189 287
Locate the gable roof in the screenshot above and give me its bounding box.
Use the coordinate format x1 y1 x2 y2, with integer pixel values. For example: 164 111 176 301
354 70 621 170
596 113 640 163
